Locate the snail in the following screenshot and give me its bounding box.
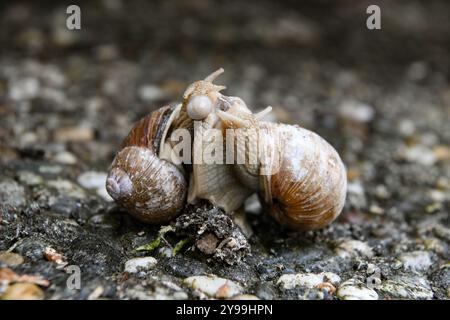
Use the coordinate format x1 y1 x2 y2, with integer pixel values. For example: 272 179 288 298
106 69 347 230
105 106 187 223
104 69 227 223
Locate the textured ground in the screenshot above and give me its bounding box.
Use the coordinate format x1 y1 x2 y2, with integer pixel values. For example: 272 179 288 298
0 0 449 300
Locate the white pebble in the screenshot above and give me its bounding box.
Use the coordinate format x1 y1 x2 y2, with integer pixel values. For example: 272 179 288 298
398 119 415 137
77 171 107 189
277 272 341 290
379 276 433 299
53 151 77 165
9 77 40 101
399 251 433 272
183 275 243 299
337 279 378 300
47 179 85 199
401 145 437 166
138 85 166 101
347 181 367 209
124 257 157 273
336 240 373 259
338 100 374 123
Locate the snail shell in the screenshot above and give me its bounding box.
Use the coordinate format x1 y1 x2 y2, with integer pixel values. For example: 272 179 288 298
106 106 187 223
258 123 347 230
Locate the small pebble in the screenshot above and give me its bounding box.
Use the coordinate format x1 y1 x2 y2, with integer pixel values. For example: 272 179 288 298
0 252 24 266
335 240 373 259
428 189 446 203
374 185 390 199
379 276 433 299
47 179 85 199
369 204 384 215
0 283 44 300
77 171 112 201
433 145 450 162
17 171 43 186
338 100 374 123
398 251 433 272
38 165 63 175
9 77 40 101
77 171 107 189
43 247 67 266
124 257 157 273
138 85 166 101
53 151 77 165
423 238 446 255
54 126 94 142
366 263 378 275
398 119 415 137
337 279 378 300
346 182 367 209
196 233 219 255
183 275 243 299
277 272 341 290
0 179 27 208
401 145 437 166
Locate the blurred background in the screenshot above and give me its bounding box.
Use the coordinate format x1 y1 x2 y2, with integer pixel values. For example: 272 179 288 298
1 0 449 168
0 0 449 300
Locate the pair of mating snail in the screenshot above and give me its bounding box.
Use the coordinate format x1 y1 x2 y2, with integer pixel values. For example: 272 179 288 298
106 69 347 230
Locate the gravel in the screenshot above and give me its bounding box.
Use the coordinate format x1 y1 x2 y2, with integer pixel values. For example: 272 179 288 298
0 0 449 300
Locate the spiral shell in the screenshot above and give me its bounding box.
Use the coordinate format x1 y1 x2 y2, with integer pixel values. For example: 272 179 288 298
259 123 347 230
106 106 187 223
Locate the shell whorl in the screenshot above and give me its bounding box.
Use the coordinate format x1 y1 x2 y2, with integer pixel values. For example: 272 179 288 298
106 106 187 223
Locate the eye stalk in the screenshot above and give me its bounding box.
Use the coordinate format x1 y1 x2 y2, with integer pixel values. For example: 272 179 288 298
187 95 213 120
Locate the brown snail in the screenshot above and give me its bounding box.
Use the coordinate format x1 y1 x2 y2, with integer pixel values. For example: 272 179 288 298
106 106 187 223
106 69 347 230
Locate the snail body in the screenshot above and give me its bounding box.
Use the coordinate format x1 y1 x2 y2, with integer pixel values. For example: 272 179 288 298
106 69 347 230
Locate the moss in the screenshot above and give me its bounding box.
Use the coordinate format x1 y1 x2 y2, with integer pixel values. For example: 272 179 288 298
172 238 190 256
135 237 161 253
